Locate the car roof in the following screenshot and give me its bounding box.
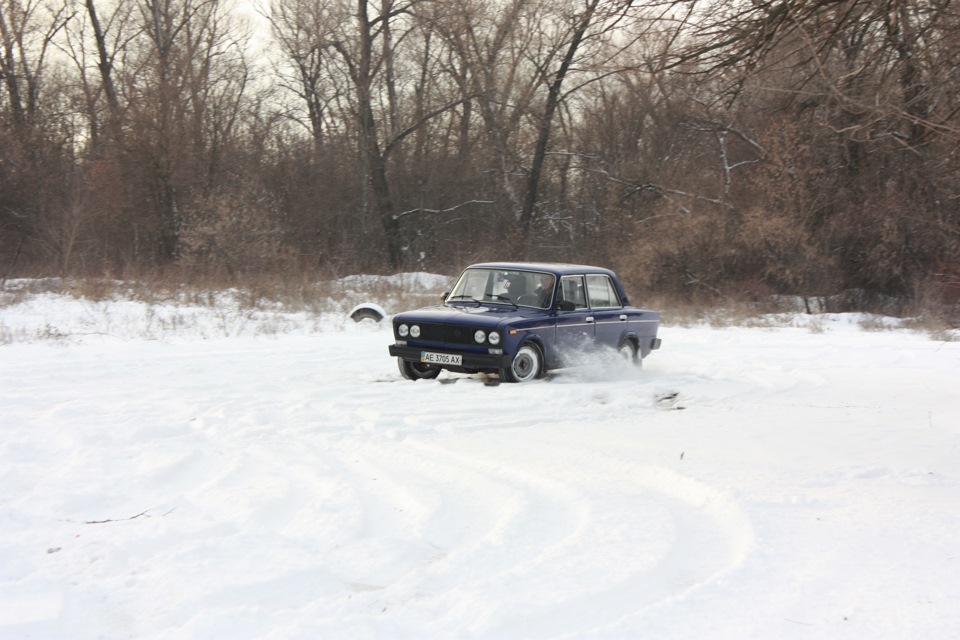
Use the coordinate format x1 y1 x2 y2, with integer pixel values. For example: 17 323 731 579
466 262 617 277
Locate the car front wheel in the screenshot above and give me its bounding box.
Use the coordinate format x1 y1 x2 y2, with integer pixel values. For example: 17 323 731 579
398 358 442 380
500 343 543 383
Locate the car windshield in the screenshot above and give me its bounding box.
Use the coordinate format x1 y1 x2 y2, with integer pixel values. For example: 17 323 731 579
447 268 555 309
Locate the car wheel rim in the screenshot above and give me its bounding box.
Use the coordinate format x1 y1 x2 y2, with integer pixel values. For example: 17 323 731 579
512 347 539 382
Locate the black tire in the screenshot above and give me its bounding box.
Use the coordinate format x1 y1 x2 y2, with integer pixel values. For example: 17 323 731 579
618 339 642 368
398 358 442 380
500 343 543 383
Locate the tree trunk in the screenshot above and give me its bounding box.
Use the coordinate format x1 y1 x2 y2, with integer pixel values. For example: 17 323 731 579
85 0 119 116
353 0 403 269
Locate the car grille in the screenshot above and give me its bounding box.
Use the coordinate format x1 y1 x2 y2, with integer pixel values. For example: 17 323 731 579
416 323 476 345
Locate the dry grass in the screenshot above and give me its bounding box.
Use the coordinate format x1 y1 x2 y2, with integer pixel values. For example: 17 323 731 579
650 294 802 329
0 273 438 315
3 273 958 343
0 271 454 344
648 290 959 340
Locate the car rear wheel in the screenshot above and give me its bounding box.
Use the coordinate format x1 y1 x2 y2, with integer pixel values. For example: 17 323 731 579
398 358 442 380
619 339 642 367
500 343 543 383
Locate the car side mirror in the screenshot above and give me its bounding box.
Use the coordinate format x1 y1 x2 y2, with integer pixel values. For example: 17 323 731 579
441 291 449 303
557 300 576 312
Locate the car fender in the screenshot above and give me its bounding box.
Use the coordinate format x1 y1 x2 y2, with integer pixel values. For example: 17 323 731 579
520 333 555 368
617 328 640 351
490 327 543 373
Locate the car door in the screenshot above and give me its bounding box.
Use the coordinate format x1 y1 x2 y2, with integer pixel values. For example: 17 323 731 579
585 273 627 349
555 275 595 362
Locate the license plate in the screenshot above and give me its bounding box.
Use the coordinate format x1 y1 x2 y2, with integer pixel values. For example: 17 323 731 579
421 351 462 366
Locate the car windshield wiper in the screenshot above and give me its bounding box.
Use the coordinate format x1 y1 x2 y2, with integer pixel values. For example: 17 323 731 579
487 294 518 307
448 293 517 307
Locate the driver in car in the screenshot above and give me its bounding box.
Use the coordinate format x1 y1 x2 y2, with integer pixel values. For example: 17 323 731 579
534 274 555 308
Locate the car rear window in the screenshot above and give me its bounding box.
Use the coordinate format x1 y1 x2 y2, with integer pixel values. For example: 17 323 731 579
586 274 621 308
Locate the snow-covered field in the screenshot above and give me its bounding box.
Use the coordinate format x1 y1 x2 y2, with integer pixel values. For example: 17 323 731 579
2 282 959 639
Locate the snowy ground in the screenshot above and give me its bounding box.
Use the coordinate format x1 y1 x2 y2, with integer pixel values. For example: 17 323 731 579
1 284 959 639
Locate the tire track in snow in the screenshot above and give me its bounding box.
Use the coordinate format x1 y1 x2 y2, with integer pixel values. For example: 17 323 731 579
143 346 755 637
312 418 754 637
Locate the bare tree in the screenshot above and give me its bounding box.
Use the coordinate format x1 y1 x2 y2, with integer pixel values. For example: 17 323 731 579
266 0 339 149
518 0 602 237
323 0 471 269
431 0 540 223
510 0 667 242
0 0 72 130
124 0 251 262
631 0 960 301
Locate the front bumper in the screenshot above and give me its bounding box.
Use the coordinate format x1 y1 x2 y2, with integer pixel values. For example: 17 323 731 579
389 344 511 370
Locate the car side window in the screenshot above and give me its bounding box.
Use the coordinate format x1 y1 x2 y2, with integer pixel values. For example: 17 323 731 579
560 276 588 309
586 274 622 308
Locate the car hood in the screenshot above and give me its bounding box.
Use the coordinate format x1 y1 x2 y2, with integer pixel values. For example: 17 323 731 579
394 303 541 327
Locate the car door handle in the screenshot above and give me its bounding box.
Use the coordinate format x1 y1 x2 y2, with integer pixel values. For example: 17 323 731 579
619 314 628 321
586 316 594 323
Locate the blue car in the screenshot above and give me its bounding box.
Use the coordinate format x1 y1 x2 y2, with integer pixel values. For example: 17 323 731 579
388 262 661 382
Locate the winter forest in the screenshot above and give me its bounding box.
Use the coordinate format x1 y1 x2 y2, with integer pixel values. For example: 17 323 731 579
1 0 958 311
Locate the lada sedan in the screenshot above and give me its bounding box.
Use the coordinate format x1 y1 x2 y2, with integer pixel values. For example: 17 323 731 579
388 262 661 382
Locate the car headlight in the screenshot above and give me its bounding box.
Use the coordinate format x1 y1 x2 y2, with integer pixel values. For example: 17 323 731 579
474 330 486 344
398 324 409 337
410 324 421 338
488 331 501 346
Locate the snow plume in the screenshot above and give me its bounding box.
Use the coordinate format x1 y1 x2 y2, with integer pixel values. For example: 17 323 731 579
546 344 646 383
